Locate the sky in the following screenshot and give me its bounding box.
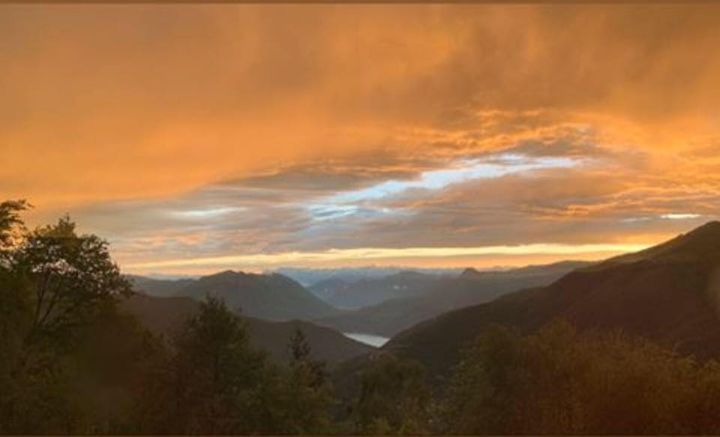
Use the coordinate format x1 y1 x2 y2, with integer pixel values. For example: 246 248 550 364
2 4 720 275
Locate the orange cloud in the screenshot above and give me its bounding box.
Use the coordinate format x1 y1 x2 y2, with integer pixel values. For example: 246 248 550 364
2 4 720 271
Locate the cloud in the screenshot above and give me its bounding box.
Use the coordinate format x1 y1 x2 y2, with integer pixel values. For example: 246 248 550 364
660 213 702 220
4 4 720 204
27 108 720 270
3 4 720 271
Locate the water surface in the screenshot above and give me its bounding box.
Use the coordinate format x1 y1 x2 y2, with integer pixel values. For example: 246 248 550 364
343 332 390 348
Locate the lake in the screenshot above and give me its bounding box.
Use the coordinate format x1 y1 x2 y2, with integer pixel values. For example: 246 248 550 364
342 332 390 348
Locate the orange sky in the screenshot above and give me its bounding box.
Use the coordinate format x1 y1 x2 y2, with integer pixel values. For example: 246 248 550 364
1 4 719 274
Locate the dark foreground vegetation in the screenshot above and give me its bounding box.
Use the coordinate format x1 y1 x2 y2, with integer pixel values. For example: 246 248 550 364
4 199 720 435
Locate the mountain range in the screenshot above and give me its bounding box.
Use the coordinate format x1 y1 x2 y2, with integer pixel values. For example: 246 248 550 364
309 270 446 309
316 261 589 337
383 221 720 376
274 266 462 288
127 222 720 381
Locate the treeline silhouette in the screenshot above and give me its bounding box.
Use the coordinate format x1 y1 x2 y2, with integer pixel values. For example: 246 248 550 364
4 199 720 435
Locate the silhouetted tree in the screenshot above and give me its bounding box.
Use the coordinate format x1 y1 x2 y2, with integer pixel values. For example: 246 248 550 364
353 353 431 434
0 199 27 253
276 327 334 434
442 320 720 435
0 206 151 434
12 216 131 347
138 297 279 434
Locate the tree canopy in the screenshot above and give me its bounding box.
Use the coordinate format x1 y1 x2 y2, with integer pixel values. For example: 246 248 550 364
442 321 720 435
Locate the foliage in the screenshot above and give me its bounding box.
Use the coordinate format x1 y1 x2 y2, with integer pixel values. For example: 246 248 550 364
276 327 335 434
0 204 151 434
135 296 273 434
135 298 336 434
352 353 432 434
0 199 28 256
11 216 132 348
442 320 720 435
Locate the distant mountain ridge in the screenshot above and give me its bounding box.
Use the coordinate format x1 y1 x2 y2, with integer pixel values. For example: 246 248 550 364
316 261 590 337
275 266 463 288
127 275 195 298
383 221 720 376
310 270 446 309
131 270 339 321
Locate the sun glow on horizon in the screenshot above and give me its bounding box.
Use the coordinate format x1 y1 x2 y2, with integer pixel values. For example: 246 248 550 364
123 242 652 274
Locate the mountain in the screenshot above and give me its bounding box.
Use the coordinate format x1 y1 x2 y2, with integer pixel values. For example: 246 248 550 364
309 276 353 301
121 293 372 366
275 266 462 288
128 275 195 298
310 271 445 309
383 222 720 376
135 270 340 321
121 293 198 335
244 317 372 366
316 261 589 337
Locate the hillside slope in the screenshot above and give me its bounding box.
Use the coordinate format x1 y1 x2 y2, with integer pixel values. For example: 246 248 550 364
384 222 720 376
135 270 340 321
121 293 372 366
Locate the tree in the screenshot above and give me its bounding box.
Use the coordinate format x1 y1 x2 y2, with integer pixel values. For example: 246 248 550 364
277 327 334 434
12 216 131 347
138 297 277 434
441 324 527 434
0 206 147 434
442 320 719 435
0 200 30 360
0 201 32 388
0 199 28 258
353 353 432 434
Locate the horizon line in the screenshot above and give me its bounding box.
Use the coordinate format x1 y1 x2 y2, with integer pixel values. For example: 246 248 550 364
123 242 652 273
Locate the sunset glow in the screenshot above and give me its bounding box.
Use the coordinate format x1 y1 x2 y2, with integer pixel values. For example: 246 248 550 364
126 242 651 274
2 4 719 274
